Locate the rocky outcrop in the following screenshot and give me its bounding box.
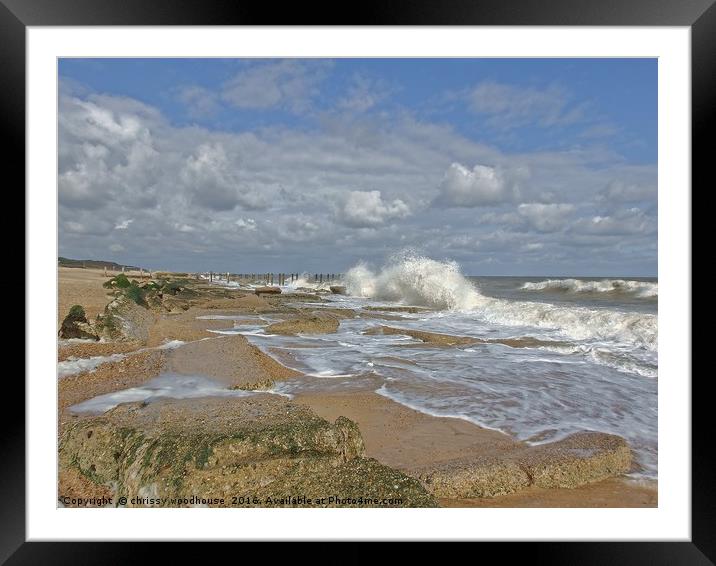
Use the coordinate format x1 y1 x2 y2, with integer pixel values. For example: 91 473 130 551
417 456 531 499
59 305 99 341
159 297 191 314
329 286 347 295
266 314 340 335
60 290 157 344
95 295 156 344
414 432 632 498
510 432 632 489
364 325 567 349
363 306 431 314
59 396 436 507
364 325 477 346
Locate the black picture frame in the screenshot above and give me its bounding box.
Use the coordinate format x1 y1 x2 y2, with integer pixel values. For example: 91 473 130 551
8 0 707 562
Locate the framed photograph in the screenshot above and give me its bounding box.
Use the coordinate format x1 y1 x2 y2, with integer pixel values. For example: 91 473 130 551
11 0 707 561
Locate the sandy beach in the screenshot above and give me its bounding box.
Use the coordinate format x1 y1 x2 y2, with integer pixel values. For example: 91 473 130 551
57 267 657 507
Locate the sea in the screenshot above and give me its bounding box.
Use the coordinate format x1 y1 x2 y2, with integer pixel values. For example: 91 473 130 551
212 255 658 479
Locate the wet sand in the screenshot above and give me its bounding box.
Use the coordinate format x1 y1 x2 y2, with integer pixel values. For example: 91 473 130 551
163 333 300 389
145 311 235 347
59 349 166 413
294 390 519 470
294 391 656 507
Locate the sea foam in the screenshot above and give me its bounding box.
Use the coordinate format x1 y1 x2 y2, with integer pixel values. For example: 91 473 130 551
344 254 482 310
521 278 657 298
342 254 656 349
69 373 253 414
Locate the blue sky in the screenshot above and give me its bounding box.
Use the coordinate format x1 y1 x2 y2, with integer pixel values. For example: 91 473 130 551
58 58 657 275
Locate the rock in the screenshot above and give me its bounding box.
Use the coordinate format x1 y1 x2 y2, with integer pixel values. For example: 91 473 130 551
102 274 132 289
294 287 316 293
512 431 632 489
363 325 477 346
363 325 566 349
310 308 356 320
160 297 190 313
363 306 431 314
59 396 436 507
329 285 347 295
254 286 282 296
417 457 531 499
266 314 340 335
59 305 99 340
95 295 156 344
414 432 632 499
268 292 323 303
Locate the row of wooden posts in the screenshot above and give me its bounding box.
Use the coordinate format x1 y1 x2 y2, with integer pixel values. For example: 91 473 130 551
103 266 152 278
204 272 343 286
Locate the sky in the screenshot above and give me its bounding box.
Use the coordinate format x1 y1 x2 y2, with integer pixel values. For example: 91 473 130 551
58 58 657 276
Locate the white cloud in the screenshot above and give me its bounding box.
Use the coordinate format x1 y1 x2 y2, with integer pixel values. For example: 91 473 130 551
180 143 269 211
435 163 512 207
58 85 656 274
518 203 574 233
58 94 161 211
522 242 544 251
479 211 523 229
177 85 220 118
109 243 125 252
337 74 392 113
235 218 257 232
276 213 322 242
598 180 656 203
572 208 653 236
114 219 133 230
338 190 410 228
467 81 585 130
222 60 329 114
180 143 240 211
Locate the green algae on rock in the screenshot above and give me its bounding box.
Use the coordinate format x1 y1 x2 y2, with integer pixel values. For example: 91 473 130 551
95 295 156 343
59 304 100 341
59 396 436 508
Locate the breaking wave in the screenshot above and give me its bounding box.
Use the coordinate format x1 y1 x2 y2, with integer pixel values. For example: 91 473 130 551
521 278 657 298
344 254 482 310
473 298 657 351
343 254 656 349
